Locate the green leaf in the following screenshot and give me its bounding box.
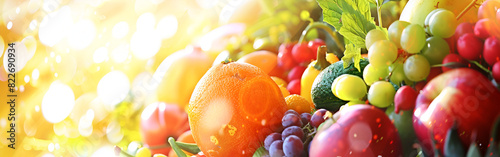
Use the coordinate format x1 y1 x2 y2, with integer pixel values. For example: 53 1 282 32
316 0 343 31
252 146 269 157
336 0 376 49
341 44 362 71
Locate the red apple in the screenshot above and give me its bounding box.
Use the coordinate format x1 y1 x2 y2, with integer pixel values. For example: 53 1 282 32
140 102 190 155
310 105 403 157
413 68 500 156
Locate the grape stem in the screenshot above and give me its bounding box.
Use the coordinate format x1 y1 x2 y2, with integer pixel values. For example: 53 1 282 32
298 22 345 52
469 60 492 75
377 5 383 27
313 46 331 70
456 0 479 20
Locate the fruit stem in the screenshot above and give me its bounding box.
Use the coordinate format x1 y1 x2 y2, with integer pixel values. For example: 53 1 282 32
176 141 201 155
456 0 479 20
469 60 492 75
168 137 188 157
298 22 345 52
377 5 383 27
313 46 331 70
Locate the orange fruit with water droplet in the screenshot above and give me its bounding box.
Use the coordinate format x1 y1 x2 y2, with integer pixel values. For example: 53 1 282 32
187 62 287 157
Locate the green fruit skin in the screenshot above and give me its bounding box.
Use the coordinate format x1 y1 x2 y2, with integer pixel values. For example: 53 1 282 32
386 106 418 157
311 59 369 112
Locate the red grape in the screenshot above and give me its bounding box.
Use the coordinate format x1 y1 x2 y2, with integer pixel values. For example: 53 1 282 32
394 86 418 113
310 109 328 128
478 0 500 20
283 135 304 157
454 22 475 38
264 133 282 150
300 113 312 125
442 53 468 72
474 19 493 39
282 113 303 128
427 67 443 81
269 140 285 157
292 42 315 64
284 109 300 117
278 43 298 71
281 126 304 141
287 66 307 81
308 39 326 59
483 36 500 66
457 33 484 60
493 61 500 81
287 79 301 95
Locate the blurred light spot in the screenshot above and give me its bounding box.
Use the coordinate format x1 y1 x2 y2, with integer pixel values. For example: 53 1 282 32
202 98 233 134
32 69 39 80
48 143 54 152
54 73 58 77
16 7 20 14
106 121 124 144
22 36 37 59
348 122 372 151
19 85 24 92
7 21 12 30
135 0 156 14
28 0 42 13
111 44 129 63
0 36 4 57
137 13 156 31
127 141 141 154
42 81 75 123
39 6 73 47
56 55 61 63
50 52 55 57
35 105 40 112
68 20 96 50
219 5 235 24
3 42 29 73
196 0 219 9
71 93 96 122
156 15 178 39
45 57 48 63
25 75 30 83
55 143 60 150
42 153 55 157
112 22 129 39
130 30 161 59
43 0 60 12
91 146 115 157
97 71 130 108
150 0 164 4
93 47 108 63
0 118 6 127
29 20 38 31
78 110 94 137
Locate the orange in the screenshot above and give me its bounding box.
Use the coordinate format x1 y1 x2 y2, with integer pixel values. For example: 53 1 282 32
271 77 290 98
237 50 277 74
285 94 313 114
279 85 290 98
187 62 288 157
326 53 340 64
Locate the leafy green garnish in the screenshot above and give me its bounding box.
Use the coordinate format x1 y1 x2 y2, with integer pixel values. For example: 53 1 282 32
317 0 376 71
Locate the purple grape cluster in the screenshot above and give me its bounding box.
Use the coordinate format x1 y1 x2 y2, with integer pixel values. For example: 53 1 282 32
263 109 330 157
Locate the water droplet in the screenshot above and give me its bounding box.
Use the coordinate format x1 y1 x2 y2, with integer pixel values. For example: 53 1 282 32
112 22 129 39
97 71 130 109
68 20 96 50
42 81 75 123
156 15 177 39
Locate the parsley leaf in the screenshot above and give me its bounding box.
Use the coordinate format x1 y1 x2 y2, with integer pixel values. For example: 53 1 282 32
341 43 363 71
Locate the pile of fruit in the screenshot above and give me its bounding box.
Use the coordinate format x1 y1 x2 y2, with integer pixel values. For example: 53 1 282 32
111 0 500 156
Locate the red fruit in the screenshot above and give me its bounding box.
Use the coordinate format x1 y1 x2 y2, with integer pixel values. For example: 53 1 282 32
287 79 301 95
454 23 475 38
457 33 484 60
287 66 307 81
291 42 315 64
307 39 326 59
140 102 190 155
441 54 468 72
394 86 418 113
427 67 443 81
478 0 500 20
278 43 298 71
474 19 493 39
414 68 500 156
483 36 500 66
414 81 427 93
493 61 500 81
310 105 403 157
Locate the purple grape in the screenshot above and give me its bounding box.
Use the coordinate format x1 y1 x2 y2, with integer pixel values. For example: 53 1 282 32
269 140 284 157
310 109 327 128
264 133 282 150
281 126 304 141
300 113 312 125
282 113 303 128
283 135 304 157
284 109 300 117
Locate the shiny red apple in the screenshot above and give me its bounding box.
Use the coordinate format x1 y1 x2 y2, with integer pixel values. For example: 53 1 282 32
413 68 500 156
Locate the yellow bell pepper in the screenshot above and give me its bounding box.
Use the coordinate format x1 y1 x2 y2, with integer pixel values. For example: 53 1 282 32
301 46 331 103
152 46 213 109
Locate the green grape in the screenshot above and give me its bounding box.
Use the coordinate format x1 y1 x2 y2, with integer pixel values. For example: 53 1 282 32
368 40 398 68
388 20 410 48
331 74 349 97
388 61 409 85
401 24 426 54
424 8 446 32
368 81 395 108
404 55 431 82
135 147 152 157
332 74 367 101
422 37 450 65
365 29 388 49
428 9 457 38
363 64 390 86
